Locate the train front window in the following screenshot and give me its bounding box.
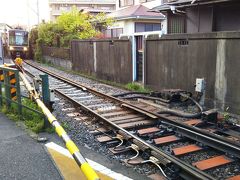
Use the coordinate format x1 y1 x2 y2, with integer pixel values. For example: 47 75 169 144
9 31 28 46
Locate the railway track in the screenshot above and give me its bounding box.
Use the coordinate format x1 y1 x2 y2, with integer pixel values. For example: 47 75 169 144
23 61 240 180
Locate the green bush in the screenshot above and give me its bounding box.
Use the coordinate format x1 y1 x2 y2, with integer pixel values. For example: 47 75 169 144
29 7 113 61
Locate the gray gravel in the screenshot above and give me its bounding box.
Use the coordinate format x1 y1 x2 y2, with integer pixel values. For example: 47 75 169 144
52 97 152 179
23 61 240 180
206 162 240 179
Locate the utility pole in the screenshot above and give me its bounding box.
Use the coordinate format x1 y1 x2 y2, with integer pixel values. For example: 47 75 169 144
27 0 30 30
37 0 40 24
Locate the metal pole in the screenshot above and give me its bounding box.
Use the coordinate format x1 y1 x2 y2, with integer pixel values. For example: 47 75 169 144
40 74 51 128
19 72 100 180
37 0 40 24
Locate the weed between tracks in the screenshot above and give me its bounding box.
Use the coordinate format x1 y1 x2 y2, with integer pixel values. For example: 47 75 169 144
125 82 150 93
0 98 49 133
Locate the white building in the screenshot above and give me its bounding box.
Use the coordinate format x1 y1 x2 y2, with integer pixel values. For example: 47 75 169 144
104 0 166 38
49 0 116 21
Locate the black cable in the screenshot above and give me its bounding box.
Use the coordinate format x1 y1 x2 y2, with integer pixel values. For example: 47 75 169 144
157 93 203 118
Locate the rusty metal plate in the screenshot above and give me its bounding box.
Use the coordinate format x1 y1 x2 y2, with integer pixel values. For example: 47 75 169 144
184 119 203 126
154 135 179 145
173 144 202 156
97 136 113 143
137 127 160 135
123 157 144 165
108 147 131 154
148 173 166 180
192 155 233 170
227 175 240 180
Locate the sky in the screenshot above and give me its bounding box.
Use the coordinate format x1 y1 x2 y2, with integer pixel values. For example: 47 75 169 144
0 0 49 28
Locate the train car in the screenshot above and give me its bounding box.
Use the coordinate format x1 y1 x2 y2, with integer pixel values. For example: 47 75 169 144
8 29 29 59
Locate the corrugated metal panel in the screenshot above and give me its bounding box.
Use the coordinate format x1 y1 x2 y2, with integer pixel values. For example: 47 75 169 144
168 14 185 34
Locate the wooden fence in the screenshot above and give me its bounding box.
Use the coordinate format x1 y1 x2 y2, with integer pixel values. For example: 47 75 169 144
71 39 132 83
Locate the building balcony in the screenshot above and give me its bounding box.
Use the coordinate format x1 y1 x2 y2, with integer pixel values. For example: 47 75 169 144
51 8 114 16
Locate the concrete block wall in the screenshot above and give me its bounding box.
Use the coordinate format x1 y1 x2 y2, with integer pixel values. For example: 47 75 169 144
144 32 240 113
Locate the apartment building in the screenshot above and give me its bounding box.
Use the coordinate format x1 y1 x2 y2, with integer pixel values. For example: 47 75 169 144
49 0 116 21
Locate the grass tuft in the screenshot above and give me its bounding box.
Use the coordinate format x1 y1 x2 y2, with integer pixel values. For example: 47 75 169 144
125 82 150 93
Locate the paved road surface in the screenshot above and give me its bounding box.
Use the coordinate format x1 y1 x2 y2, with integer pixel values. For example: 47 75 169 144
0 113 62 180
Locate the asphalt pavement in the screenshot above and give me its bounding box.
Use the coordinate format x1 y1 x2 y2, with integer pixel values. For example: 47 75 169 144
0 113 62 180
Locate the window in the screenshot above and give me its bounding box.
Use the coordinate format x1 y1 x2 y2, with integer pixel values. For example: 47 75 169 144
119 0 134 7
103 28 123 38
135 23 161 32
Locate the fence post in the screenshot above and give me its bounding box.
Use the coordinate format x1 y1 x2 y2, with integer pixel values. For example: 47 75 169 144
40 74 51 128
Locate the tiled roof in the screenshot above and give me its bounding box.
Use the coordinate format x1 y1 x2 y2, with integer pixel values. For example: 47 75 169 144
108 5 165 19
151 0 234 12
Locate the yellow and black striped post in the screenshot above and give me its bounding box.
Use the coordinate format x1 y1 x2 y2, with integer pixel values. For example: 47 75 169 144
19 72 100 180
0 69 3 82
9 71 17 100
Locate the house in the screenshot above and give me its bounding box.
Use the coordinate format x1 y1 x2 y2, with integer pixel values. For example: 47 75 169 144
104 4 165 38
49 0 116 21
151 0 240 34
104 0 166 38
103 1 165 83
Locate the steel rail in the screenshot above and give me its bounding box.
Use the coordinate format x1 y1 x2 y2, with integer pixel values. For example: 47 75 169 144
56 89 214 180
23 61 220 180
24 61 240 158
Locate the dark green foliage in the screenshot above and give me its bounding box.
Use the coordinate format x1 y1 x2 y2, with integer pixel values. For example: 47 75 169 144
1 98 45 133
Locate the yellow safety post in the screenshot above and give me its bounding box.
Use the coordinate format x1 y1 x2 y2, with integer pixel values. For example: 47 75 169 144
0 69 3 82
15 57 23 67
9 71 17 100
19 72 100 180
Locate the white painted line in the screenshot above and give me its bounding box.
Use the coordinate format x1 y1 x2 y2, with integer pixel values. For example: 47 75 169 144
45 142 133 180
